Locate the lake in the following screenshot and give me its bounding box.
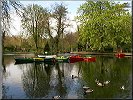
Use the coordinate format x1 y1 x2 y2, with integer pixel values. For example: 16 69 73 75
2 54 132 99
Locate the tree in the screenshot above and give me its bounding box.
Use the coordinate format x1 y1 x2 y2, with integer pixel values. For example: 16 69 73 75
21 3 69 55
2 0 23 50
63 32 78 52
2 0 23 32
21 4 49 54
45 3 69 54
76 0 131 52
44 42 50 54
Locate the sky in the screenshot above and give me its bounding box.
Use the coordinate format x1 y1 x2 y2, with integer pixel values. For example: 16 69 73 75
10 1 86 35
9 0 132 36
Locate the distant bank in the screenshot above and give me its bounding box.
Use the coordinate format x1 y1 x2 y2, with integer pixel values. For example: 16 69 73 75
70 52 132 56
3 52 132 56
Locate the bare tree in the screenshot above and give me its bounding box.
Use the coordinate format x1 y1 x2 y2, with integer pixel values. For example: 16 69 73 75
46 3 69 54
21 4 49 54
1 0 23 66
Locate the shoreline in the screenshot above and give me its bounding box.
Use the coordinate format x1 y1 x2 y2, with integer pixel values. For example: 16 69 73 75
70 52 132 56
3 52 132 56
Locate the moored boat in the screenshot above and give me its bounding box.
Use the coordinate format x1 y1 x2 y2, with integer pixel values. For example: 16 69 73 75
115 53 125 58
44 57 56 63
33 57 44 62
38 55 57 58
14 57 34 63
14 57 56 64
83 57 96 62
56 56 69 63
69 55 84 63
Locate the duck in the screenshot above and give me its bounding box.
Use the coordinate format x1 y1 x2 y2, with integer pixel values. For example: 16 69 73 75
97 82 104 87
85 89 93 93
120 85 125 90
72 75 78 79
103 80 110 85
83 85 90 90
53 95 61 99
84 88 93 95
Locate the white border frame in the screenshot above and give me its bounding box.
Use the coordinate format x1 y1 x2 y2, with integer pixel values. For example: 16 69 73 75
0 0 2 99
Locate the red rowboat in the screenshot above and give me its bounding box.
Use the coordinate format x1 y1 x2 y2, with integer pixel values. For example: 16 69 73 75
69 55 84 63
83 57 96 62
115 53 125 58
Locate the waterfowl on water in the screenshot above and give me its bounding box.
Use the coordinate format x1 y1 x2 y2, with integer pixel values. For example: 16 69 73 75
104 80 110 85
84 88 93 95
83 85 90 90
53 96 61 99
97 82 104 87
85 89 93 93
120 85 125 90
72 75 78 79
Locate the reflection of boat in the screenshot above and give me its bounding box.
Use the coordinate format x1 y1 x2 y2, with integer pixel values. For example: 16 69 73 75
15 61 33 65
69 55 84 63
115 53 125 58
44 61 56 65
83 57 96 62
56 56 69 63
15 61 43 65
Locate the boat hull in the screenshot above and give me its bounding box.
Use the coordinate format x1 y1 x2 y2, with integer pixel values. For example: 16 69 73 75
69 55 84 63
15 58 34 62
115 53 125 58
38 55 57 58
56 57 69 63
14 57 55 64
83 57 96 62
33 57 44 62
44 58 56 63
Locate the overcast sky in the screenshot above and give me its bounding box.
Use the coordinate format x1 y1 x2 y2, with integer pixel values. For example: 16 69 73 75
10 0 132 36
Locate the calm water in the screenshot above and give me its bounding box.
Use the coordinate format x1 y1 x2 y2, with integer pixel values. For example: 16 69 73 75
2 54 132 99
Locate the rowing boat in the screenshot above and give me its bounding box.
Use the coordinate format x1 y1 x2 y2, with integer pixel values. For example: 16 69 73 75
56 56 69 63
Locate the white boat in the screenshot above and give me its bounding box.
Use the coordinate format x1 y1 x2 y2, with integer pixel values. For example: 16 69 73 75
38 55 57 58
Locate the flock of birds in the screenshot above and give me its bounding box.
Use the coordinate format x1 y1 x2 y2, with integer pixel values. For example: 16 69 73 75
52 75 125 99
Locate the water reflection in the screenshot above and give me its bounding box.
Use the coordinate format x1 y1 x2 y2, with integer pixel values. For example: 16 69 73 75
22 63 52 98
2 55 132 99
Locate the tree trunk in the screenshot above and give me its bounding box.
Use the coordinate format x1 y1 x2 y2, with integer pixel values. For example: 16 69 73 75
2 31 5 66
55 38 59 54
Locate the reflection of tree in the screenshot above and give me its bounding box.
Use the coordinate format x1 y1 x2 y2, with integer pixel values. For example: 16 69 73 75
55 63 67 96
80 56 131 99
22 63 51 98
3 55 15 67
2 83 9 99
